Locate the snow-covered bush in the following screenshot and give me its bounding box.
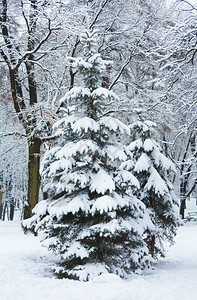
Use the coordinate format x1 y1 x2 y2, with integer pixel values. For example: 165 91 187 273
24 30 154 281
128 121 181 257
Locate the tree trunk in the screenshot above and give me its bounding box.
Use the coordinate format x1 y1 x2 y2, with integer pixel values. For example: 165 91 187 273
0 205 2 220
180 198 186 219
150 235 155 257
9 200 15 221
24 138 41 219
179 176 186 219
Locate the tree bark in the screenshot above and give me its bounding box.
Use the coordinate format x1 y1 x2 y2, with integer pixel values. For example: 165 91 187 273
24 138 41 219
180 198 186 219
179 176 186 219
150 235 156 257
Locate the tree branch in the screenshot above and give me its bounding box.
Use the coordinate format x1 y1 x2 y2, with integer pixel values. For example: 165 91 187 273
109 57 131 90
89 0 110 29
178 0 197 11
0 145 15 156
20 0 30 33
15 19 60 70
0 131 26 138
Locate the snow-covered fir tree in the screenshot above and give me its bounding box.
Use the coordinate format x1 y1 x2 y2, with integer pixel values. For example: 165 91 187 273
24 30 155 281
127 121 181 257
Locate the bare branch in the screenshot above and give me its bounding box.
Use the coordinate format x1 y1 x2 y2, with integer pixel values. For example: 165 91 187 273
89 0 110 29
20 0 30 33
177 0 197 11
0 145 15 156
0 46 10 67
15 19 59 70
0 131 26 138
40 134 60 143
109 57 131 90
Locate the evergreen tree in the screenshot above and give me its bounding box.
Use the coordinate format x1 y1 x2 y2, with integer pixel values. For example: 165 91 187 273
127 121 181 257
24 31 154 281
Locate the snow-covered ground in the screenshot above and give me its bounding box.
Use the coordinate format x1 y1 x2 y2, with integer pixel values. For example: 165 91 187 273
0 199 197 300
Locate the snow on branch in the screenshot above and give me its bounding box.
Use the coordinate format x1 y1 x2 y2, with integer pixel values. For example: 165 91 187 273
15 19 60 70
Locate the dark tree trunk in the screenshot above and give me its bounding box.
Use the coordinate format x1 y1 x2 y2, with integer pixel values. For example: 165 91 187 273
9 200 15 221
2 202 9 221
180 199 186 219
26 60 37 105
102 65 111 89
150 235 155 257
23 0 41 219
0 204 3 220
24 137 41 219
179 176 187 219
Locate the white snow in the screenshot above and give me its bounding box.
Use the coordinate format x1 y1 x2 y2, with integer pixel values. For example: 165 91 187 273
90 170 115 194
143 139 154 152
49 194 90 217
103 145 127 161
1 199 197 300
48 158 74 176
53 115 77 131
72 57 93 70
85 219 123 237
60 171 90 188
90 195 117 214
134 153 150 172
62 242 89 260
128 139 143 151
144 166 169 196
99 117 130 134
62 87 91 101
72 117 99 133
115 170 140 188
92 87 119 101
67 263 109 282
153 149 176 172
55 140 98 159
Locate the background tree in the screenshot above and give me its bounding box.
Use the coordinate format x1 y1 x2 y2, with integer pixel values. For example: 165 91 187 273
155 0 197 217
128 121 181 257
0 0 64 218
0 98 27 219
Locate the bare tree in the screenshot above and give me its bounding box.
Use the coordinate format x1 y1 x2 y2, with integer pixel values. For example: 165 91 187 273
0 0 61 218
